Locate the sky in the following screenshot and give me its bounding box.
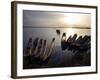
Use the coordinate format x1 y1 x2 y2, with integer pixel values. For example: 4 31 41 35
23 10 91 28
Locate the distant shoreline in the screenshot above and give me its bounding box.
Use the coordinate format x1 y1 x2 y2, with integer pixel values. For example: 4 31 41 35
23 26 91 29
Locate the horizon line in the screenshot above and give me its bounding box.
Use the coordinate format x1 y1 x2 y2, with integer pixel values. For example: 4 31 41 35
23 26 91 29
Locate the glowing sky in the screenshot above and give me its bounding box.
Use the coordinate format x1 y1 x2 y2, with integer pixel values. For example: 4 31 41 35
23 10 91 28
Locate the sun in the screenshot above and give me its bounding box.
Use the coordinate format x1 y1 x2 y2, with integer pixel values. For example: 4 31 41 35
63 13 81 26
66 16 79 25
